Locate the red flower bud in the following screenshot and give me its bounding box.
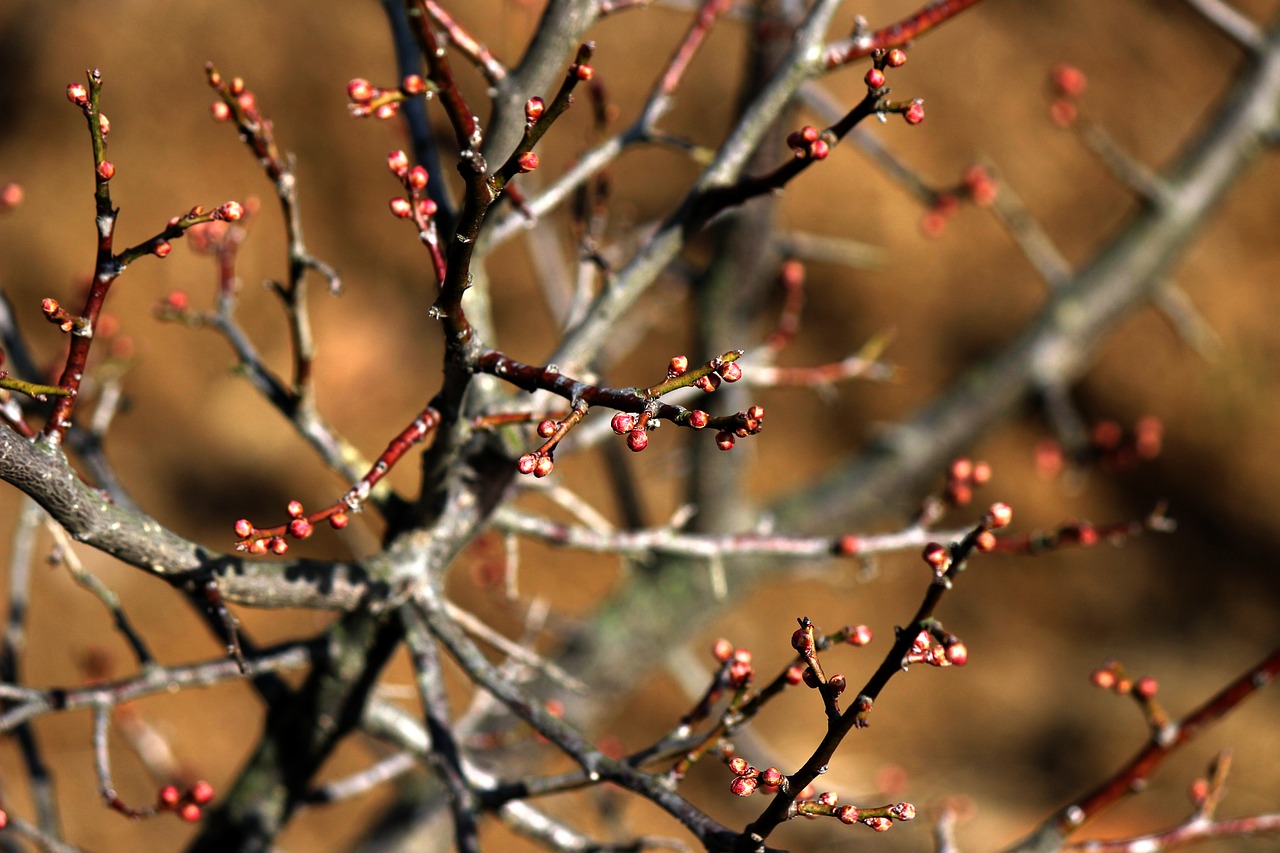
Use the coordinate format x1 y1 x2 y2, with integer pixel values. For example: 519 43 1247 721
96 161 116 181
153 240 172 258
711 638 734 661
886 48 907 67
611 413 635 434
626 429 648 452
329 512 349 529
847 624 872 646
574 63 594 81
533 456 554 478
1050 63 1087 98
904 100 925 125
524 97 545 123
537 419 557 438
375 102 399 120
718 362 742 382
387 150 409 176
215 201 244 222
922 542 948 569
67 83 89 106
865 68 885 88
688 410 709 430
730 775 758 797
517 453 538 475
347 78 374 103
401 74 426 95
234 519 254 539
988 502 1013 529
179 803 202 823
270 537 289 555
668 355 689 376
211 101 231 121
158 785 181 808
715 431 735 451
389 197 412 218
190 780 215 805
407 165 429 191
288 518 313 539
518 151 539 173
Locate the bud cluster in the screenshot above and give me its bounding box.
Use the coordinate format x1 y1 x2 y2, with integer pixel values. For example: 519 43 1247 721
904 629 968 668
155 779 215 823
1035 416 1163 478
386 149 439 229
233 500 349 555
346 74 428 120
1049 62 1087 127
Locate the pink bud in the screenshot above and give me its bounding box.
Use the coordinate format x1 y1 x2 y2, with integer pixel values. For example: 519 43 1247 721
533 455 554 478
574 64 594 81
98 114 111 136
417 198 438 218
1050 63 1087 98
536 419 557 438
688 410 709 430
190 781 215 805
886 48 907 67
988 502 1013 529
718 362 742 382
923 542 948 569
847 624 872 646
67 83 88 106
387 150 409 176
288 518 313 539
904 100 925 125
865 68 886 88
0 182 22 209
401 74 426 95
153 240 172 258
407 165 429 190
234 519 254 538
96 161 116 181
211 102 232 121
610 413 635 435
215 201 244 222
329 512 349 529
715 431 735 451
730 775 757 797
229 77 245 96
518 151 539 173
389 198 412 218
626 429 648 452
179 803 202 823
525 97 545 123
517 453 538 475
375 102 399 120
286 500 304 517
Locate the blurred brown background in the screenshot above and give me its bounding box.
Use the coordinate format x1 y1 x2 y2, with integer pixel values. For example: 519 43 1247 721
0 1 1278 851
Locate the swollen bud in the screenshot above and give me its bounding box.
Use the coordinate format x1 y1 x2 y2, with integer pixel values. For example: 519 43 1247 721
525 97 545 124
